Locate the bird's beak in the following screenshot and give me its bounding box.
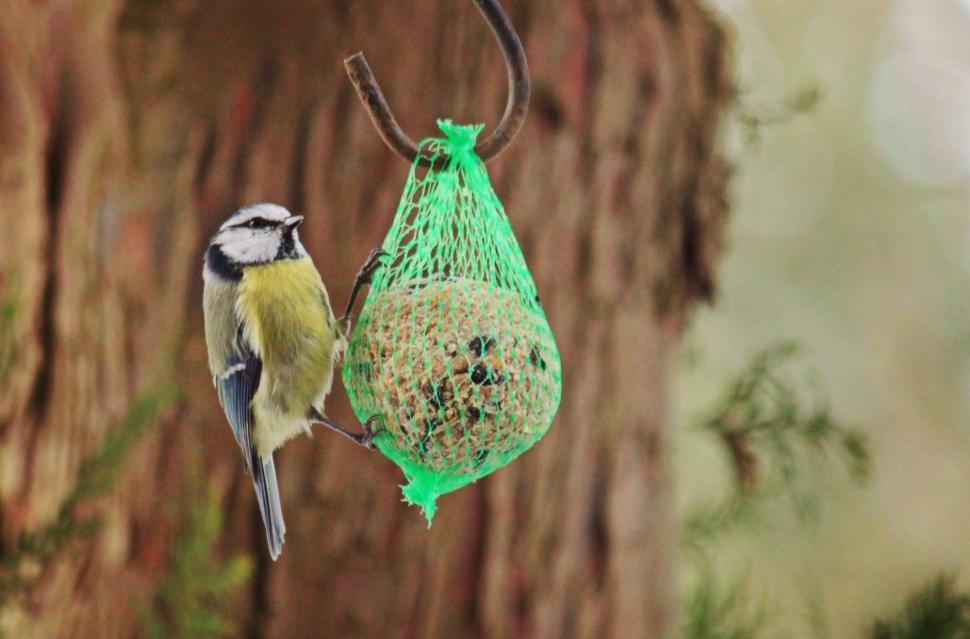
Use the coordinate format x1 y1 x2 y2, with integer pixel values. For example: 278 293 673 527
283 215 304 229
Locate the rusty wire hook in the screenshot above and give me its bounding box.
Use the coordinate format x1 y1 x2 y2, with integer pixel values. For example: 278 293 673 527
344 0 530 166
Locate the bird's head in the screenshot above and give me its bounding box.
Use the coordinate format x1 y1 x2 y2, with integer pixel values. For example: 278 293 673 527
210 203 306 266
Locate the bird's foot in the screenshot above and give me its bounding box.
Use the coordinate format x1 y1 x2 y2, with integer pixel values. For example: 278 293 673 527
309 409 384 451
340 249 388 333
357 248 388 286
357 415 385 450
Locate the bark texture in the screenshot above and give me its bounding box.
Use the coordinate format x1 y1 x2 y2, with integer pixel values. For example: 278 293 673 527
0 0 730 637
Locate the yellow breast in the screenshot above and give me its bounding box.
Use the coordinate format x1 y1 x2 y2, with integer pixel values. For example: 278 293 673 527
236 258 338 415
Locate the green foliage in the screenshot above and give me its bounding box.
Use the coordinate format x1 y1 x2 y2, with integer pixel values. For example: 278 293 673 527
737 87 821 146
144 485 252 639
0 291 19 389
869 576 970 639
681 341 872 638
683 342 871 559
685 569 772 639
701 342 870 507
682 494 759 561
70 389 180 504
0 387 179 607
802 589 833 639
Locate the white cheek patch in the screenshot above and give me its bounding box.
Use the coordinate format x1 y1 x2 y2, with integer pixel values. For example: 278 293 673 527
292 235 309 258
218 228 281 264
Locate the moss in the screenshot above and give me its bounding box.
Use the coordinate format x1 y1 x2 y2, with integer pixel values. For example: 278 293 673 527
0 293 19 389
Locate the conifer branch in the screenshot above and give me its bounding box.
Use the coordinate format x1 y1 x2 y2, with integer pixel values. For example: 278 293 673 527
869 575 970 639
144 479 252 639
0 387 179 607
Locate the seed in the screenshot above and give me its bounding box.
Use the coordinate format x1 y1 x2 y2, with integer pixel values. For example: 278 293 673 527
343 277 559 473
529 346 547 371
468 336 497 357
471 364 489 385
473 449 489 468
423 384 445 409
468 336 484 356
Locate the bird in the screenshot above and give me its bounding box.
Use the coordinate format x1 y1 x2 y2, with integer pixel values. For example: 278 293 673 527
202 203 383 559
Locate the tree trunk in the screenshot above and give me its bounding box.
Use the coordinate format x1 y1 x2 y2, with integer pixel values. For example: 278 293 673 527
0 0 729 637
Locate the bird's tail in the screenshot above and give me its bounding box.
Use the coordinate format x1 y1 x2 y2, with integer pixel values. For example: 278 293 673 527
251 453 286 560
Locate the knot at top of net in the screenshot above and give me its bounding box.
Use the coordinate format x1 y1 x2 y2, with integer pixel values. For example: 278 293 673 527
434 120 484 156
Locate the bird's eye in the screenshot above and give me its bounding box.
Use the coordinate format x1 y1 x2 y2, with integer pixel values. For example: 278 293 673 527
236 217 273 230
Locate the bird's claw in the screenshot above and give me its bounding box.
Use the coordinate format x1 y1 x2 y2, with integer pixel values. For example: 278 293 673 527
358 248 388 286
340 249 389 332
359 415 385 450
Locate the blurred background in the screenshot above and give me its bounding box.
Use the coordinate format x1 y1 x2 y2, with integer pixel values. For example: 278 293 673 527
0 0 967 637
678 0 970 636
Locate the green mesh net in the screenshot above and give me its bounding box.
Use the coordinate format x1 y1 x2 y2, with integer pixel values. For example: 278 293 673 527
342 120 562 523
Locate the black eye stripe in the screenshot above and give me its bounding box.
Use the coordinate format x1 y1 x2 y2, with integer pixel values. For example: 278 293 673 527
231 217 277 230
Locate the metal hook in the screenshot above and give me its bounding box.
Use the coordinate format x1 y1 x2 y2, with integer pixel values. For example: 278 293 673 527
344 0 530 166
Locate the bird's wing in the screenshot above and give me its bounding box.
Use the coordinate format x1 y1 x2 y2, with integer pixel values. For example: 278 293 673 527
214 345 286 560
215 348 261 463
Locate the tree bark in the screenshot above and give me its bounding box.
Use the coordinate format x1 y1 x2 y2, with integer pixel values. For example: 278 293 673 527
0 0 729 637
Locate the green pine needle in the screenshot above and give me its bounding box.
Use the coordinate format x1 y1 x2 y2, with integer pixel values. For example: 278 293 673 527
682 493 760 559
737 86 822 146
0 291 19 389
684 570 772 639
701 341 871 500
869 576 970 639
681 341 875 637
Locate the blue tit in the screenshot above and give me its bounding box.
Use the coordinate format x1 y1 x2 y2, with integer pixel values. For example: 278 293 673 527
203 203 384 559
